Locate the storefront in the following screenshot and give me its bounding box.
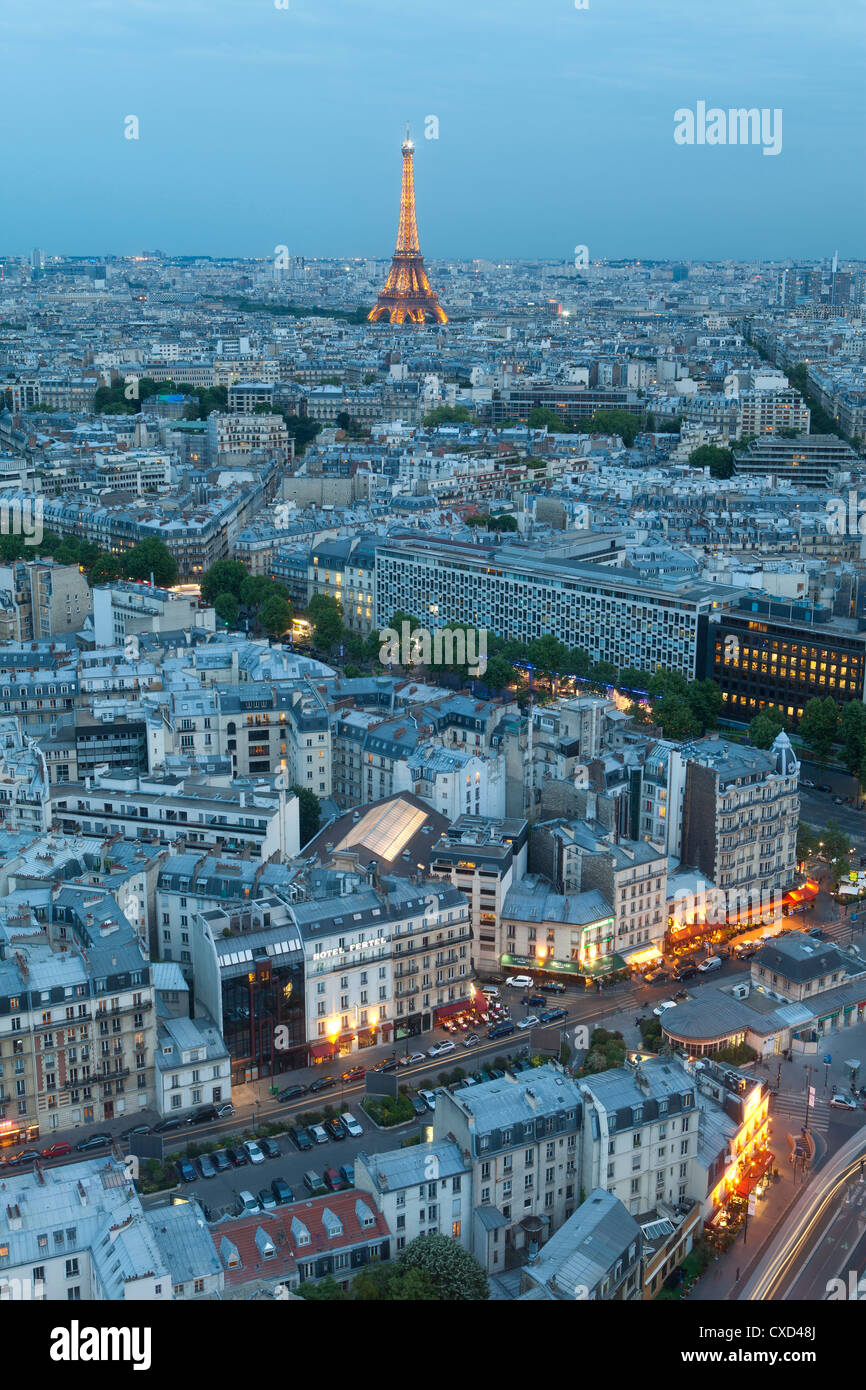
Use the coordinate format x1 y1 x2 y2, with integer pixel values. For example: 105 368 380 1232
395 1011 429 1040
433 998 472 1024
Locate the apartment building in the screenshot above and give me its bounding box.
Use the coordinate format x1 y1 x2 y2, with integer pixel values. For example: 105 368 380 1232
734 433 858 487
216 681 332 797
92 582 215 646
155 1013 231 1118
737 388 810 438
429 814 528 976
518 1188 643 1300
0 885 158 1134
354 1140 472 1254
51 769 300 861
0 1157 221 1300
0 561 92 643
671 732 799 898
433 1065 583 1273
399 744 506 821
579 1061 700 1217
0 716 51 833
206 412 289 463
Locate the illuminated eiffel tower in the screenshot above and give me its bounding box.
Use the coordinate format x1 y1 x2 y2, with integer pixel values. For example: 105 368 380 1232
369 126 447 326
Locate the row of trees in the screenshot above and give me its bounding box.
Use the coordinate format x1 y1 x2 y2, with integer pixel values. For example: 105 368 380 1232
749 696 866 779
0 529 178 587
199 559 292 637
92 378 228 419
465 511 519 532
297 1234 489 1301
526 406 645 447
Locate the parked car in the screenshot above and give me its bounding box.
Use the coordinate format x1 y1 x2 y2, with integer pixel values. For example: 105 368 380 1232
505 975 533 989
830 1093 858 1111
309 1124 329 1145
323 1167 343 1192
303 1170 325 1194
411 1096 429 1117
673 964 698 981
197 1153 217 1179
643 968 668 985
258 1137 281 1161
516 1015 539 1030
341 1111 363 1138
488 1021 515 1039
41 1142 72 1159
372 1057 398 1073
119 1124 151 1140
342 1065 366 1082
308 1074 337 1094
278 1084 308 1102
188 1105 218 1125
808 928 829 941
400 1052 427 1066
215 1102 235 1118
237 1190 260 1214
542 980 567 994
8 1148 42 1166
176 1158 197 1184
339 1163 355 1187
653 1000 677 1017
525 993 547 1007
152 1117 183 1134
428 1039 457 1057
481 985 500 999
819 784 832 794
225 1147 249 1167
258 1188 278 1211
463 1033 481 1048
75 1132 112 1152
243 1140 266 1165
418 1089 437 1110
272 1177 294 1205
698 955 722 973
211 1149 232 1173
288 1126 313 1152
324 1118 347 1142
485 1068 506 1080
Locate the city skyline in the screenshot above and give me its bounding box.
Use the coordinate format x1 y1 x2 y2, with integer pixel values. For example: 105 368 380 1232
0 0 863 261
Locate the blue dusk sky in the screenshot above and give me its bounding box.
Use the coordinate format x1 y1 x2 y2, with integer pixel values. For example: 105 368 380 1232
0 0 862 260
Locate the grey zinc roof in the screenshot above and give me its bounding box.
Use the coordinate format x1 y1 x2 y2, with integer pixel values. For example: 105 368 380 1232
359 1140 467 1193
450 1064 582 1134
522 1188 641 1299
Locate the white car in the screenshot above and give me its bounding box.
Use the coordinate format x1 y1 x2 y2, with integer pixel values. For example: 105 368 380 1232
309 1124 329 1144
653 1000 677 1017
698 956 722 972
516 1015 539 1030
463 1034 481 1048
829 1093 858 1111
340 1111 363 1138
237 1190 260 1215
418 1089 437 1111
428 1039 457 1058
243 1140 265 1165
506 975 534 989
400 1052 427 1066
481 986 500 1000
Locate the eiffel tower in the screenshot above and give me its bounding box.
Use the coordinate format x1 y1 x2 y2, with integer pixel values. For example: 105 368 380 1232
369 126 447 326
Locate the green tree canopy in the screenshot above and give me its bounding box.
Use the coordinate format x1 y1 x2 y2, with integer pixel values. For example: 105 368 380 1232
201 560 249 604
422 405 475 427
214 592 240 628
258 593 293 638
305 593 344 647
687 444 735 479
798 696 840 764
397 1234 489 1300
291 785 322 847
124 538 178 587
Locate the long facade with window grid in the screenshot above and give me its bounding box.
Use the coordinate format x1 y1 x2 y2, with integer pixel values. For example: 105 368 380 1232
375 538 740 679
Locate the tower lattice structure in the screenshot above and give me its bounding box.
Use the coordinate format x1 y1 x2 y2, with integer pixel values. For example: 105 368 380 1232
368 127 447 326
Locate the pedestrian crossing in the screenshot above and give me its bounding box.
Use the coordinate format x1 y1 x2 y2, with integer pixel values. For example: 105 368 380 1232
770 1088 831 1134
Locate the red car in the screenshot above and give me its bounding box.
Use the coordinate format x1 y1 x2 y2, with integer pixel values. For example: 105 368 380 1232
323 1167 343 1192
342 1065 366 1082
42 1142 72 1159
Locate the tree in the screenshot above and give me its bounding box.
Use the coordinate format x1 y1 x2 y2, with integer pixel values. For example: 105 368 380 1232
749 711 784 749
487 513 518 532
89 553 122 585
588 660 618 686
799 697 840 764
398 1234 489 1300
820 819 853 885
0 533 26 561
686 679 723 733
617 667 654 694
201 559 248 604
796 822 820 864
123 538 178 587
581 408 644 447
240 574 277 608
214 592 240 628
653 693 700 741
422 405 474 426
296 1275 348 1301
687 444 735 479
527 406 572 433
258 594 292 638
482 654 516 693
291 785 321 847
839 700 866 780
284 414 322 455
306 593 344 648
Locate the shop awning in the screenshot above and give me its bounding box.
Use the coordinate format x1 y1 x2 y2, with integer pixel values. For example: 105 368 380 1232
734 1150 773 1197
308 1041 335 1061
580 954 627 978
